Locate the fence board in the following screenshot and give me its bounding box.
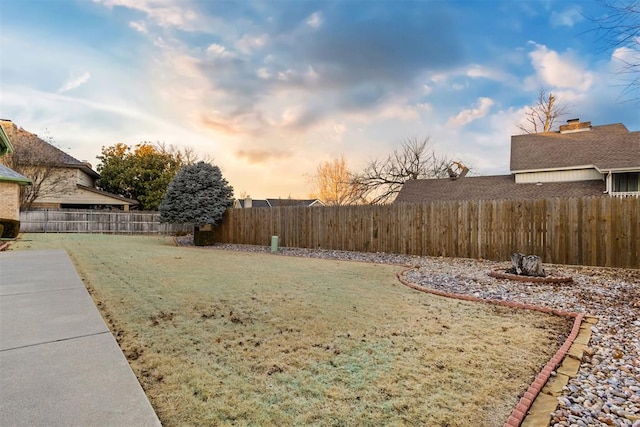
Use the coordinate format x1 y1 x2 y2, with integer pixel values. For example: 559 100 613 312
20 198 640 269
210 197 639 269
20 209 191 235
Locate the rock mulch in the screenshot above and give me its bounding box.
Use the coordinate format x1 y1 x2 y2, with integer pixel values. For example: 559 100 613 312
175 237 640 427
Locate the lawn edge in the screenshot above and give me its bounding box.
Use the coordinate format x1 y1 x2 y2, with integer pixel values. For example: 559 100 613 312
396 267 589 427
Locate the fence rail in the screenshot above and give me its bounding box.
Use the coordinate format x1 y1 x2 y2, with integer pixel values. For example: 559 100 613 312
212 197 640 269
20 209 191 235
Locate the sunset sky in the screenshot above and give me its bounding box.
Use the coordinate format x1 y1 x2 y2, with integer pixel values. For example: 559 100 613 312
1 0 638 199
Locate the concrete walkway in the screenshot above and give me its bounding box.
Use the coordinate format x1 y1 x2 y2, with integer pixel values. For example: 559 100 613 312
0 249 161 426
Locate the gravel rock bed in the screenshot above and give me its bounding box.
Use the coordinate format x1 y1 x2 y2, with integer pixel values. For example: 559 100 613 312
176 237 640 427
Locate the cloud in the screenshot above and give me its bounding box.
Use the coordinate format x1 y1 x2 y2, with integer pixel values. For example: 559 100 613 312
94 0 198 29
58 72 91 92
284 4 462 86
527 43 593 91
465 64 512 82
447 97 494 127
128 21 148 33
306 12 323 29
236 147 292 164
235 34 268 54
206 43 235 59
550 6 583 28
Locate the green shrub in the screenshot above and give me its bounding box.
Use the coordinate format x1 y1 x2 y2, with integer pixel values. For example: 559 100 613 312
0 219 20 239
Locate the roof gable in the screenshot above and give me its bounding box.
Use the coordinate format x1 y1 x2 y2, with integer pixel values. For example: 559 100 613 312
510 123 640 172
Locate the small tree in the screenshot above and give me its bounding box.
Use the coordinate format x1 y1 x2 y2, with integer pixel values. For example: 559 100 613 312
159 162 233 245
517 88 569 134
351 137 452 204
309 156 361 205
97 142 198 210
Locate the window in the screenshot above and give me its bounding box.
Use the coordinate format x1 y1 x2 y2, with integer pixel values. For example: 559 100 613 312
613 172 640 192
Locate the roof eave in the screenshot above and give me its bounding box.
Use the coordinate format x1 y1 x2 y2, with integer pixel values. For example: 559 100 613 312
512 165 600 174
598 167 640 173
0 124 14 156
0 176 32 185
76 184 139 205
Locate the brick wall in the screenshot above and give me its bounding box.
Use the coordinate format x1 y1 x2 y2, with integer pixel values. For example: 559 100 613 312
0 181 20 220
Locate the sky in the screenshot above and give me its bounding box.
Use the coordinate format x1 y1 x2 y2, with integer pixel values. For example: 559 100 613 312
1 0 639 199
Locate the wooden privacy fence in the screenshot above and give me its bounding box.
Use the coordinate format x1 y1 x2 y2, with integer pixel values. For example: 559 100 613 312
213 196 640 269
20 210 192 235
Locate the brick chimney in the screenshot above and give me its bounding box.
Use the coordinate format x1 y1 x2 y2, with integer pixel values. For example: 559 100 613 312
559 118 591 134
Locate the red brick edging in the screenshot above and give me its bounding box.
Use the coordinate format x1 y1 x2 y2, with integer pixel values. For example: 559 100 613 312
396 267 585 427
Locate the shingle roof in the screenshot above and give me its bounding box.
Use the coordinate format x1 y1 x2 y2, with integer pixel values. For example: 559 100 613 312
237 199 271 208
394 175 606 204
236 198 324 208
0 163 31 185
0 120 99 178
266 198 323 207
510 123 640 172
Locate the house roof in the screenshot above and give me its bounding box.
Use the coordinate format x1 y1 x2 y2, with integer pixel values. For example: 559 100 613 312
394 175 606 204
77 185 139 205
0 163 32 185
266 198 323 207
510 123 640 172
0 120 100 179
236 199 271 208
236 198 324 208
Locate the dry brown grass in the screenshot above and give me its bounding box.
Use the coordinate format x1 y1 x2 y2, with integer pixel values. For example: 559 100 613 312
13 234 571 426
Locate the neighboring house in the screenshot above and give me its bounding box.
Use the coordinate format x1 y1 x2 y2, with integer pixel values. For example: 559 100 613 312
234 197 325 208
0 124 31 225
0 120 137 211
395 119 640 203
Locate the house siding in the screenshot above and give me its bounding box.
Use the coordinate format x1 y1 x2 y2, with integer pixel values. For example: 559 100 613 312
76 168 95 187
33 187 132 206
35 168 77 196
515 169 603 184
0 181 20 220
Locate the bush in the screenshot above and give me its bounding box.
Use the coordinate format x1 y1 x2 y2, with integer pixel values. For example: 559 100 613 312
0 219 20 239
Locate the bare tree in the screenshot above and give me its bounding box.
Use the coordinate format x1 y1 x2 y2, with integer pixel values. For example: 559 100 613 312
351 137 452 204
518 88 569 134
0 122 66 210
156 142 202 166
591 0 640 102
309 156 361 205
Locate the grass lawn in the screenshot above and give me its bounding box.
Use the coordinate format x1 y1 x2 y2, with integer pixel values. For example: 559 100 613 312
13 234 571 426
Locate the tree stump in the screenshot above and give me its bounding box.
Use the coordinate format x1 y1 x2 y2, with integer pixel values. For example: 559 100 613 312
194 224 216 246
507 253 545 277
